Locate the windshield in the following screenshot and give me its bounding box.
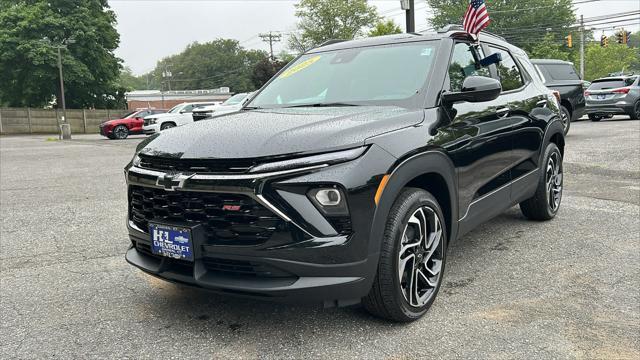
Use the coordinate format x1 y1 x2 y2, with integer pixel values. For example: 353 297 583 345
167 104 184 114
123 111 137 119
223 93 247 106
248 41 438 108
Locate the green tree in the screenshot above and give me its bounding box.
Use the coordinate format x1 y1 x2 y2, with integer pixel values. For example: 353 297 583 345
118 67 147 91
251 58 290 89
426 0 575 53
288 0 379 53
527 34 572 61
148 39 269 93
369 19 403 37
575 43 639 81
0 0 122 108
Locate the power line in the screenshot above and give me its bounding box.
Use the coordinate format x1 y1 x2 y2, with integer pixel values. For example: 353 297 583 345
258 32 282 60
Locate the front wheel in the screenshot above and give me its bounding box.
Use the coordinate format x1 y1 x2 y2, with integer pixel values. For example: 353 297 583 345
161 122 176 131
112 125 129 139
520 143 563 220
560 106 571 135
363 188 446 322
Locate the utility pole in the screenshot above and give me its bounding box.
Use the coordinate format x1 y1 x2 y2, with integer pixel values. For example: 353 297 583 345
579 15 585 80
400 0 415 33
162 64 173 91
56 46 67 125
259 32 282 60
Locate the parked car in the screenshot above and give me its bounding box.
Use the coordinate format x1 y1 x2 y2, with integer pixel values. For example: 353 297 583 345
142 102 221 134
192 92 253 121
124 26 565 322
531 59 586 135
99 109 166 140
585 75 640 121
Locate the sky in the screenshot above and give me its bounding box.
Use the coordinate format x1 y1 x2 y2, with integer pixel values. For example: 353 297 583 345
108 0 640 75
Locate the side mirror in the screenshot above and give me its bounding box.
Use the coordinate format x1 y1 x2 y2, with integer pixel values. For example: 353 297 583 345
442 76 502 104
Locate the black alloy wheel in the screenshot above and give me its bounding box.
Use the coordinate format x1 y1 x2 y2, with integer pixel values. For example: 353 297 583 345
560 106 571 135
112 125 129 140
520 143 563 220
632 101 640 120
363 188 446 322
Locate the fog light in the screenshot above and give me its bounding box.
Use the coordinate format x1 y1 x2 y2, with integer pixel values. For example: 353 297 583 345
315 189 341 206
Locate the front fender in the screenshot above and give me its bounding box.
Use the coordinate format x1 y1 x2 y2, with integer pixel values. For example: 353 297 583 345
368 150 459 258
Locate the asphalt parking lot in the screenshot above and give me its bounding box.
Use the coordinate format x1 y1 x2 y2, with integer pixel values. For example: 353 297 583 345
1 118 639 359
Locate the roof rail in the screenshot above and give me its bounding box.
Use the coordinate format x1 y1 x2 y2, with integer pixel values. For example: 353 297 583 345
437 24 506 41
318 39 347 47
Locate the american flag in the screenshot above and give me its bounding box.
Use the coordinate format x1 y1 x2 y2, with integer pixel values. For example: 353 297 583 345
463 0 490 35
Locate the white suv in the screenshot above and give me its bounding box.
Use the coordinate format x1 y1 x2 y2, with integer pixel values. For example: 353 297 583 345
143 102 220 134
191 93 253 122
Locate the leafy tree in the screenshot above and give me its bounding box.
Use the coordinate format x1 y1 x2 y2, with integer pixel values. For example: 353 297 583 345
288 0 379 53
627 31 639 49
118 67 147 91
369 19 403 37
147 39 269 93
0 0 122 108
527 34 572 61
574 43 639 81
426 0 575 53
251 58 290 89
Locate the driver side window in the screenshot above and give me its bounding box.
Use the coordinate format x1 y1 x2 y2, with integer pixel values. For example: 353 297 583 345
448 43 490 92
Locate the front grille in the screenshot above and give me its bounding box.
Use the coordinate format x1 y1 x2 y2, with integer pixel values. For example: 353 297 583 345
138 155 254 174
129 185 286 245
192 112 211 122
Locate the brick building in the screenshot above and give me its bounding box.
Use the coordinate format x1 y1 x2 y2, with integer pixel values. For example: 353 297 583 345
125 88 233 110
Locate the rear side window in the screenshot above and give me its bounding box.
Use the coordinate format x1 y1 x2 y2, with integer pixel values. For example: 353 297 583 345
489 47 524 91
541 64 580 81
448 42 490 92
589 78 633 90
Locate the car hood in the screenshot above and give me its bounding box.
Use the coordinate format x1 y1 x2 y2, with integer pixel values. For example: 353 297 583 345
145 113 176 119
138 106 424 159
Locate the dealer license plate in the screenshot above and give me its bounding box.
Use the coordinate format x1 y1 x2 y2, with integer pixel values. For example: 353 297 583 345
149 223 194 262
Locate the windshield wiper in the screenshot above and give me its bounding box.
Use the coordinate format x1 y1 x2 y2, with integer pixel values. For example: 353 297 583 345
243 106 263 110
283 102 361 108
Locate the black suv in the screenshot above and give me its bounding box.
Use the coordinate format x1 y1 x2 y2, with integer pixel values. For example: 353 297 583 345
125 27 565 322
531 59 586 135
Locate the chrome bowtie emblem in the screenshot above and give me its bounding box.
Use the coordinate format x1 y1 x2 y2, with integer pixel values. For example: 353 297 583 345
156 173 194 191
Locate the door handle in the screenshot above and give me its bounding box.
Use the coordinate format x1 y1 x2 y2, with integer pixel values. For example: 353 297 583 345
496 107 510 118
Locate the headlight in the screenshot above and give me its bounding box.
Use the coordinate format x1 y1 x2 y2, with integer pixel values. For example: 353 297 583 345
132 154 141 167
248 146 368 173
147 118 157 125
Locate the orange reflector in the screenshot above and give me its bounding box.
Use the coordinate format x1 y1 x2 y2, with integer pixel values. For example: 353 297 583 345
374 175 390 206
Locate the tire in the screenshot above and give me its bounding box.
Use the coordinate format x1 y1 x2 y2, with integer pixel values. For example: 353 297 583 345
629 101 640 120
589 114 602 122
363 188 447 322
520 143 563 221
560 105 571 135
112 125 129 139
161 122 176 131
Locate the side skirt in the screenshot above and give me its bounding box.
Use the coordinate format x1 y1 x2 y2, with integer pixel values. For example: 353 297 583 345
457 169 539 237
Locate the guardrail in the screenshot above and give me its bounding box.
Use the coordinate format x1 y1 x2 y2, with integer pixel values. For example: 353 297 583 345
0 108 129 134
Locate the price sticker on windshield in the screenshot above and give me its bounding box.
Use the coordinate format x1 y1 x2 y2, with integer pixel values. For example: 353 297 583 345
279 55 322 79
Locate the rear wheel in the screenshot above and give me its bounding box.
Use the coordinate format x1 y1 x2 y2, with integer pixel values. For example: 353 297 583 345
629 101 640 120
363 188 446 322
161 122 176 130
560 105 571 135
520 143 563 220
112 125 129 139
589 114 602 122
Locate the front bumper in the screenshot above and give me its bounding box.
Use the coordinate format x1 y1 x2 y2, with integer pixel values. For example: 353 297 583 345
99 126 113 137
124 145 396 305
142 124 159 135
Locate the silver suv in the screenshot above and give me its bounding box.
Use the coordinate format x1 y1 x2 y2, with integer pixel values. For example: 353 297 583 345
585 75 640 121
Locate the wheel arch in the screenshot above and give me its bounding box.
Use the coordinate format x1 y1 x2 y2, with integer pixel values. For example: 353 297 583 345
368 150 459 258
161 121 177 128
544 119 565 157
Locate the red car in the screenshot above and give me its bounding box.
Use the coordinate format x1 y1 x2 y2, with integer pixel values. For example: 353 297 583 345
99 109 166 139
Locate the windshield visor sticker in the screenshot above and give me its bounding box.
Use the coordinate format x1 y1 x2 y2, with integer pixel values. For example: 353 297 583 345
279 55 322 79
